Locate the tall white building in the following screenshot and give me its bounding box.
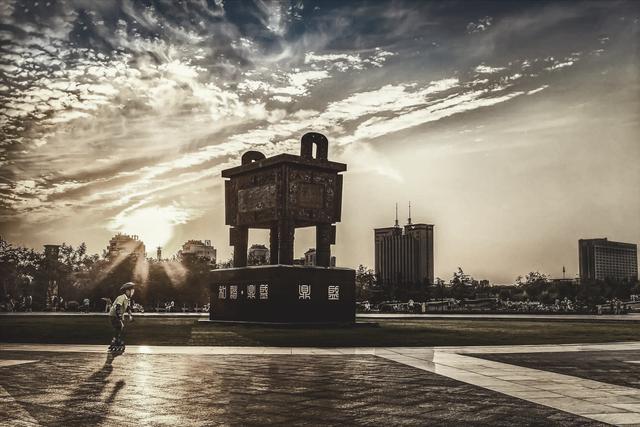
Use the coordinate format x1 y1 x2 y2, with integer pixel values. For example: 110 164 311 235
579 238 638 281
374 206 434 288
179 240 217 263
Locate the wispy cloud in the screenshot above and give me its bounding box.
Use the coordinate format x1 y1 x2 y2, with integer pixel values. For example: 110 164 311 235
475 64 505 74
1 0 636 282
467 16 493 34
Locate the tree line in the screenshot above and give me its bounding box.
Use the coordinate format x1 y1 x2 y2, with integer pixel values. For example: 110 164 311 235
3 238 637 311
356 265 639 307
0 239 214 311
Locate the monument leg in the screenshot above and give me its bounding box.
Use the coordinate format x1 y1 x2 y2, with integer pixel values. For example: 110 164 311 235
278 220 294 265
231 226 248 267
316 224 332 267
269 225 279 264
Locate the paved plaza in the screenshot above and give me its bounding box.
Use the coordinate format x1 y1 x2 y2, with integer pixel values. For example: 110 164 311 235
4 312 640 321
1 342 640 425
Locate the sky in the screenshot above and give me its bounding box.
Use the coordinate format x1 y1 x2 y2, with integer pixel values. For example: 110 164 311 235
0 0 638 283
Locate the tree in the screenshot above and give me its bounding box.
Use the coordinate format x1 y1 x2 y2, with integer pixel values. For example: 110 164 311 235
0 239 43 301
451 267 469 286
144 260 176 309
90 254 139 303
515 271 550 303
450 267 474 300
45 242 106 303
355 265 376 301
179 254 211 306
577 279 606 308
577 277 639 309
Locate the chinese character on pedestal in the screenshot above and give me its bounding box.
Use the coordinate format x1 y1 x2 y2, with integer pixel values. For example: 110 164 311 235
218 286 226 299
230 285 238 300
298 284 311 300
247 284 256 299
259 284 269 300
328 285 340 300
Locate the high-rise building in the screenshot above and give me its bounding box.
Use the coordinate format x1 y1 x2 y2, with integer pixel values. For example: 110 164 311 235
107 233 146 259
374 204 434 288
179 239 217 263
579 238 638 281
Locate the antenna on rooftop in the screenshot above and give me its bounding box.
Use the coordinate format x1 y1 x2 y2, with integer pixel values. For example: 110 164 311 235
394 203 399 228
408 201 412 225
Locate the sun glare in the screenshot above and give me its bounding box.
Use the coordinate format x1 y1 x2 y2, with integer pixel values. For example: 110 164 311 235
111 205 189 250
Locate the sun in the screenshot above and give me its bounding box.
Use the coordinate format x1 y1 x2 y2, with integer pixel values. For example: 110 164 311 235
110 205 190 251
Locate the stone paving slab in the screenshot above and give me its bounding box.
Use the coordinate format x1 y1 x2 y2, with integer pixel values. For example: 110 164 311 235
0 350 600 426
387 343 640 425
472 350 640 390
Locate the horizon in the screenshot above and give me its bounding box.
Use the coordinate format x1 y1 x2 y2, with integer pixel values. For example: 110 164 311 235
2 231 637 284
1 0 639 283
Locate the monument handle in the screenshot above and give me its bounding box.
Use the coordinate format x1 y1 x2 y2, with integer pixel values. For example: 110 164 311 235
300 132 328 160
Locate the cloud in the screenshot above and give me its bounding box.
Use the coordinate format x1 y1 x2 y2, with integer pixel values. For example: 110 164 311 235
305 51 364 72
1 0 631 277
238 48 395 100
256 1 287 36
545 60 574 71
278 70 331 96
475 64 506 74
338 89 525 145
320 78 460 125
467 16 493 34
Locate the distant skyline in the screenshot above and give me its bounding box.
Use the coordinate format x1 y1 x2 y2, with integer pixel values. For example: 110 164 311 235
1 1 639 283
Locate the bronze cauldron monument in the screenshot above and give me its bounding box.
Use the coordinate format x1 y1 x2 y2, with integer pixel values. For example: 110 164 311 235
209 132 355 323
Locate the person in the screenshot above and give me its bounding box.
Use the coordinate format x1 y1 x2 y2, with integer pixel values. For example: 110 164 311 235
108 282 136 352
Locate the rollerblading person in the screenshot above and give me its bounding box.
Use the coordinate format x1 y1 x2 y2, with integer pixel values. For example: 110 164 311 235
108 282 135 355
108 337 125 354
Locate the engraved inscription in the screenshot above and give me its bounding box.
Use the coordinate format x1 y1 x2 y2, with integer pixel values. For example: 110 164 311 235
297 183 323 208
238 184 277 213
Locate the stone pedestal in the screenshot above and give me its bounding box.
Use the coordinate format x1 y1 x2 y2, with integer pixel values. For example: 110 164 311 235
209 265 355 323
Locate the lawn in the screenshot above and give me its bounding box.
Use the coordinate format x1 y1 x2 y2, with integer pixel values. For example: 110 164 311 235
1 315 640 347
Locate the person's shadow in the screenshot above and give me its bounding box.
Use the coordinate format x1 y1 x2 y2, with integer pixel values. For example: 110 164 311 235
56 353 126 424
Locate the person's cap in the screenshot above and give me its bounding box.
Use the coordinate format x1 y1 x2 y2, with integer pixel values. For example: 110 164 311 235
120 282 135 292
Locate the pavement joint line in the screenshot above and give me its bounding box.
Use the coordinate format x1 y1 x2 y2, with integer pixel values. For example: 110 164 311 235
0 360 38 368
